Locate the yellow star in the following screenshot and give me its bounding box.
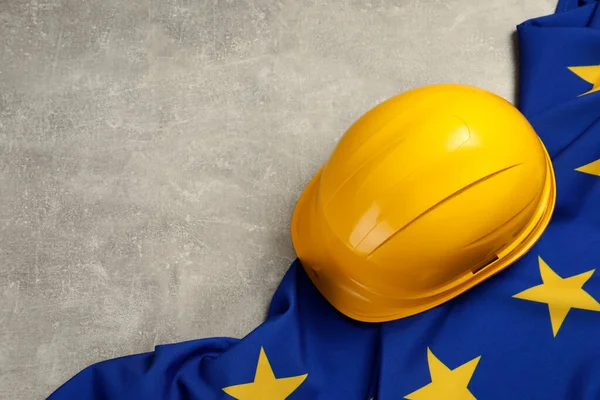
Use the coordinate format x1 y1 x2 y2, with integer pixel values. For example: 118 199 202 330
568 65 600 96
404 348 481 400
513 256 600 337
576 158 600 176
222 347 307 399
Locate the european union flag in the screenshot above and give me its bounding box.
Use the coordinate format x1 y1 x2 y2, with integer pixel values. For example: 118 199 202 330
48 0 600 398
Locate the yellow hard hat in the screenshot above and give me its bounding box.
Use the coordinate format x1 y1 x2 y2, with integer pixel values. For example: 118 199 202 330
291 84 556 322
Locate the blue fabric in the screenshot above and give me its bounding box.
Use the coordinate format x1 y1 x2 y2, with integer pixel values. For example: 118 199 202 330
48 1 600 399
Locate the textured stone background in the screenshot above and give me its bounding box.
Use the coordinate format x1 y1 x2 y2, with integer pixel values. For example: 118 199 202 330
0 0 555 398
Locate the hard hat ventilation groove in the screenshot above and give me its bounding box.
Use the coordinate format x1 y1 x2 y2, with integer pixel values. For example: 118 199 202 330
471 255 500 274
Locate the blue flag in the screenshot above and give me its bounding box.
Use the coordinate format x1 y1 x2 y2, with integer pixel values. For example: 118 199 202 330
48 0 600 398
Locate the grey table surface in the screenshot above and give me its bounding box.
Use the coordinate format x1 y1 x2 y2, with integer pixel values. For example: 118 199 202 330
1 0 556 398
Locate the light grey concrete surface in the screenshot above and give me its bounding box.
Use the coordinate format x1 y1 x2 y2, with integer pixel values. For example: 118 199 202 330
0 0 556 398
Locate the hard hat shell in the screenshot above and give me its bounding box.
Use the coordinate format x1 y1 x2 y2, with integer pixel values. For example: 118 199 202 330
291 84 556 322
